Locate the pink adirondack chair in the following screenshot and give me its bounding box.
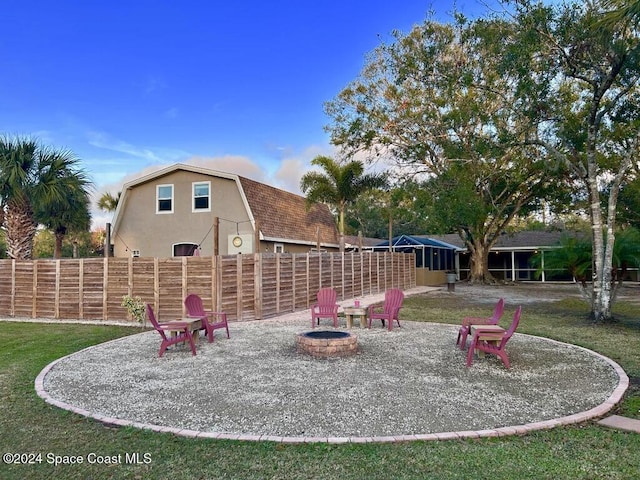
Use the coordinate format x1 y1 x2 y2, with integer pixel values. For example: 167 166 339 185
466 306 522 368
368 289 404 331
146 304 197 357
184 294 230 343
457 298 505 350
310 288 339 328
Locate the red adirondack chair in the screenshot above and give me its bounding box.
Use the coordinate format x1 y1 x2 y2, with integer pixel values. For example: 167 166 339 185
457 298 505 350
368 289 404 331
146 304 197 357
184 294 230 343
466 306 522 369
310 288 339 328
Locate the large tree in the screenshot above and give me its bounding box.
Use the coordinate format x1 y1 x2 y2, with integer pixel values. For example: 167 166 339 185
0 136 92 259
511 0 640 321
300 155 386 250
346 182 432 239
325 14 566 282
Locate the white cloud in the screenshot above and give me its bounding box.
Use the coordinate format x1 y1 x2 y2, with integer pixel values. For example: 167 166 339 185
88 146 339 230
86 131 190 163
272 144 336 194
183 156 269 183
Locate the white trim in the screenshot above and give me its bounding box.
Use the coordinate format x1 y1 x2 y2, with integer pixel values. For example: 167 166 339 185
192 181 211 212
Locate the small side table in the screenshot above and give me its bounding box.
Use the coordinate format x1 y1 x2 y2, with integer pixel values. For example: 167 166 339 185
470 324 505 357
343 306 368 328
165 317 202 345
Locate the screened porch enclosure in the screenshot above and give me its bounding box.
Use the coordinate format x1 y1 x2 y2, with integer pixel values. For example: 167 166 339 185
369 235 460 286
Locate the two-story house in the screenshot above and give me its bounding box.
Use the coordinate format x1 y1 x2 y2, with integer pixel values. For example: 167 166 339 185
109 163 339 257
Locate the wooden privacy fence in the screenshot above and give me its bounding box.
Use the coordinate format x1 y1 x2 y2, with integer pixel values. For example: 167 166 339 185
0 252 415 323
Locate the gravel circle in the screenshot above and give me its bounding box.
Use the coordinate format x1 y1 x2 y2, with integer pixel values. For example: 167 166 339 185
40 317 621 438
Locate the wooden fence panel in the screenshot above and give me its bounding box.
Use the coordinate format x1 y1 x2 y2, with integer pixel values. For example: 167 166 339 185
260 254 279 318
13 261 34 318
239 255 256 321
78 258 105 319
0 260 12 315
156 259 183 322
219 256 239 321
308 254 321 302
293 254 309 310
277 254 294 313
130 258 156 311
105 258 130 320
59 260 81 319
0 252 415 323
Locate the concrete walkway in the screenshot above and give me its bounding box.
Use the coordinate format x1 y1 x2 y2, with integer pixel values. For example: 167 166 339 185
598 415 640 433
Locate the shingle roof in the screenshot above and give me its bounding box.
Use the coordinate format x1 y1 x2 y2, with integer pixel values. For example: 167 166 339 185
428 230 581 250
238 176 338 246
374 235 460 250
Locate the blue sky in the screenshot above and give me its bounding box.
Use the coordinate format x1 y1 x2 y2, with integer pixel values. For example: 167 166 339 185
1 0 496 227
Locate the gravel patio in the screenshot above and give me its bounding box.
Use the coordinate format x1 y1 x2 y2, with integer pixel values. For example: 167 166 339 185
36 285 628 443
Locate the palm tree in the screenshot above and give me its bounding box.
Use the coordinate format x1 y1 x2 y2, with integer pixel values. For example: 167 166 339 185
97 191 121 212
531 234 593 284
37 181 92 259
601 0 640 27
300 156 386 250
531 228 640 317
0 136 91 259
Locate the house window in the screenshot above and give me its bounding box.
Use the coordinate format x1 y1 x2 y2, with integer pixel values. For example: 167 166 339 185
193 181 211 212
173 243 198 256
274 243 284 253
157 184 173 213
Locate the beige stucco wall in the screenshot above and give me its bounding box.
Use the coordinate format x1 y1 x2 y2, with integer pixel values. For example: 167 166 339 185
113 171 252 257
416 268 446 286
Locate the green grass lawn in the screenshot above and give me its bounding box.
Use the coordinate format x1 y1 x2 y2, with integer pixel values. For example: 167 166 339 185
1 289 640 480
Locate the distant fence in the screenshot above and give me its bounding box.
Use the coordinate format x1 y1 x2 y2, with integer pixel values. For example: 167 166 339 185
0 252 415 323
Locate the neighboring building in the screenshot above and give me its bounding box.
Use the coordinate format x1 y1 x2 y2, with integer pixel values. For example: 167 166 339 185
109 164 339 257
368 234 461 286
429 230 576 281
366 231 594 283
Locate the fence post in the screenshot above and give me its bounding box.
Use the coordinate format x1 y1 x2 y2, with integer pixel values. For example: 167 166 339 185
32 260 38 318
103 257 108 320
181 256 188 313
78 259 84 319
306 253 310 308
237 254 243 321
10 259 15 317
212 255 219 311
154 258 159 314
291 254 296 312
55 260 60 319
254 253 262 320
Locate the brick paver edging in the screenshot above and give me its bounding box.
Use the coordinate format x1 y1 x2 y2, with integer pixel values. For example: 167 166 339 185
34 332 629 444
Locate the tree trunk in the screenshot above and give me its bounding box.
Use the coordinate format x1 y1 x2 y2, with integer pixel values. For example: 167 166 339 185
5 200 36 260
54 231 65 259
467 239 495 284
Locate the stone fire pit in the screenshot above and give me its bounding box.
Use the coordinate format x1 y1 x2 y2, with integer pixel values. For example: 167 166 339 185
296 330 358 358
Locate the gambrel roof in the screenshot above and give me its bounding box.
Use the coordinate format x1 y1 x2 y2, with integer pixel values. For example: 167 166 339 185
111 163 339 247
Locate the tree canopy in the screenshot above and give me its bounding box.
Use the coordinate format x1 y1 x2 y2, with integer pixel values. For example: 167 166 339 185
0 136 92 259
300 155 386 249
324 1 640 320
325 11 568 282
